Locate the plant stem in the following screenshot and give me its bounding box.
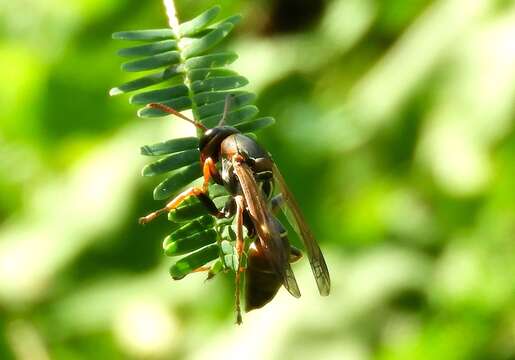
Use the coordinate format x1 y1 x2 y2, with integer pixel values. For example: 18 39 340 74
163 0 180 36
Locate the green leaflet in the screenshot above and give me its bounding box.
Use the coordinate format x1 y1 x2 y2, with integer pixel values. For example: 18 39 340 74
112 29 175 41
109 66 182 95
235 117 276 133
193 90 251 106
140 137 198 156
142 149 200 176
188 68 238 82
117 40 178 57
153 162 202 200
221 240 238 272
137 96 192 118
169 244 219 280
167 194 230 223
168 197 207 223
121 51 180 72
163 216 216 247
185 52 238 70
164 229 217 256
191 75 248 94
130 84 188 104
197 92 256 119
202 105 258 128
179 6 221 37
183 23 235 59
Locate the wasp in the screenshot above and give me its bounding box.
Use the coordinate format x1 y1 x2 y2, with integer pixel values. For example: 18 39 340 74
139 96 330 323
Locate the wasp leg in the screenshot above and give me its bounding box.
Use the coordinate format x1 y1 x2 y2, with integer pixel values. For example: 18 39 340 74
234 194 245 325
139 157 224 224
191 266 211 273
202 157 221 190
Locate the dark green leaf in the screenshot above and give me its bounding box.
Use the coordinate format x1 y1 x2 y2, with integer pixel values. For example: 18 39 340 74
214 15 242 27
137 96 192 117
221 240 238 272
202 105 258 128
208 183 228 198
153 162 202 200
141 137 198 156
179 6 221 37
164 229 217 256
164 216 216 247
142 149 200 176
191 75 248 94
121 51 180 72
193 90 250 106
169 244 219 280
168 197 207 223
193 15 242 37
109 67 182 95
112 29 175 41
188 68 238 82
185 52 238 70
168 194 229 222
235 117 276 133
183 23 234 59
117 40 177 57
213 195 231 209
197 92 256 119
130 84 188 104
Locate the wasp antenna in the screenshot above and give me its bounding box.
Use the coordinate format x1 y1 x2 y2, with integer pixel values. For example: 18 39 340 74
218 94 234 127
148 103 208 131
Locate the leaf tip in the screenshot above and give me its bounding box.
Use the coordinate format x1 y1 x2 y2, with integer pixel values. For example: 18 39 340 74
141 164 154 177
109 87 122 96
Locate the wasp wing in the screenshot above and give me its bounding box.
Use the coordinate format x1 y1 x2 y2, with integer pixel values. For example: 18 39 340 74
233 159 301 298
272 164 331 296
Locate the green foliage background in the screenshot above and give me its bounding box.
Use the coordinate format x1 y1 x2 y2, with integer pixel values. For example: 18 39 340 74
1 0 515 359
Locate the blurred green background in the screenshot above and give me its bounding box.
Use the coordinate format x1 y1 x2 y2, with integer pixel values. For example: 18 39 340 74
1 0 515 359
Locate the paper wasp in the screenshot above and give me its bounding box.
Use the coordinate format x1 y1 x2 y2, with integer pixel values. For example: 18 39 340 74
139 96 330 323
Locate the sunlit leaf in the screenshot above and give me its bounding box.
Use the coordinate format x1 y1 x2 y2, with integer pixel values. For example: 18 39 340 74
163 216 216 247
109 66 182 95
142 149 200 176
202 105 258 128
117 40 177 57
197 92 256 119
221 240 238 272
164 229 218 256
130 84 189 104
169 244 219 280
112 29 175 41
191 75 248 93
121 51 180 72
185 52 238 70
179 5 221 37
141 137 198 156
153 162 202 200
235 117 275 133
195 90 250 107
183 23 234 59
188 68 238 82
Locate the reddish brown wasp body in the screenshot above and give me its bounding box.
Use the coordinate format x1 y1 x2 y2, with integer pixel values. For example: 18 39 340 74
140 97 330 323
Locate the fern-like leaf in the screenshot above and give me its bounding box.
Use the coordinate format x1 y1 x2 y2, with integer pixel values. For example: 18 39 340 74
111 5 275 280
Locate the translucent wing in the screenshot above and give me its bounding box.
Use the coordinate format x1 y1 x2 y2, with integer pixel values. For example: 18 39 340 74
272 164 331 296
233 159 301 298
